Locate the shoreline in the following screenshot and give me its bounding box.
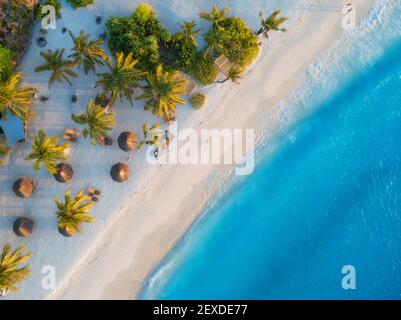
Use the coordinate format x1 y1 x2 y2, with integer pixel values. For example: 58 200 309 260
53 0 374 300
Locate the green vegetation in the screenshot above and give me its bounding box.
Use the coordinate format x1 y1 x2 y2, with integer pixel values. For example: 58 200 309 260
137 65 186 122
190 92 207 110
37 0 62 19
54 189 94 237
67 0 94 9
106 4 170 70
0 0 36 62
257 10 288 38
200 4 229 30
160 24 198 72
96 52 144 106
218 65 243 84
0 243 32 296
0 72 36 121
190 52 217 86
138 122 163 150
26 130 70 174
35 49 78 86
202 6 261 69
0 44 14 81
68 30 107 75
72 100 116 145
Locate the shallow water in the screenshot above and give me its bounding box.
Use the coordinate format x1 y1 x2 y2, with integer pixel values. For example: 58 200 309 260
140 2 401 299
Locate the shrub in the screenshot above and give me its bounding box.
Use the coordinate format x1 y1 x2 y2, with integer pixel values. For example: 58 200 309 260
160 34 197 72
0 0 35 62
67 0 94 8
190 93 206 110
0 45 14 81
204 17 260 69
106 4 170 70
37 0 61 19
190 52 217 86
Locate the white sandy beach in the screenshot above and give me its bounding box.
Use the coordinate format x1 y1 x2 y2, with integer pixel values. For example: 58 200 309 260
0 0 376 299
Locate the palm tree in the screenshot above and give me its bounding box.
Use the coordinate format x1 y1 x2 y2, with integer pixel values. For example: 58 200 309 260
0 72 37 120
68 30 107 75
34 49 78 86
96 52 144 107
177 20 202 46
138 122 163 150
54 189 94 237
72 99 116 145
25 130 70 174
136 65 186 122
200 4 229 30
0 243 32 296
218 65 243 84
0 139 9 165
257 10 288 38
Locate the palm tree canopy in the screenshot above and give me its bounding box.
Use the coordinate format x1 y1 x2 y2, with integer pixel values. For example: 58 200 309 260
68 30 107 75
25 130 70 174
34 49 78 86
0 72 37 121
178 20 202 45
0 243 32 295
136 65 186 122
200 4 230 29
138 122 163 150
54 189 94 236
258 10 288 38
96 52 144 106
72 100 116 145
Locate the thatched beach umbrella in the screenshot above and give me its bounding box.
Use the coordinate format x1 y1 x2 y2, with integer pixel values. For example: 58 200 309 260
118 131 137 152
13 217 34 238
36 36 47 48
53 163 73 183
12 177 34 198
58 226 74 237
110 163 131 183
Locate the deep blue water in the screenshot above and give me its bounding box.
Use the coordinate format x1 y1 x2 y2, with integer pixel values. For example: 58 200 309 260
141 5 401 300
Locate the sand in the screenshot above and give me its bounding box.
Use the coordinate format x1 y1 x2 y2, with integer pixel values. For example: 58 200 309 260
0 0 376 299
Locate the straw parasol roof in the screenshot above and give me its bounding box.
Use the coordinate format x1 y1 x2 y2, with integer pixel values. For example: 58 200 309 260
118 131 137 152
13 217 34 237
110 163 131 183
58 226 74 237
53 163 73 183
12 177 34 198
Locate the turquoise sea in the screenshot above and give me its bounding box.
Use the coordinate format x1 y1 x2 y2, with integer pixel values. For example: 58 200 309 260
141 2 401 299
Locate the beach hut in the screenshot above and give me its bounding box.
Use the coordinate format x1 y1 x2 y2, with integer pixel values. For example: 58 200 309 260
12 177 34 198
0 113 25 147
214 54 233 77
177 72 197 95
118 131 137 152
110 163 131 183
13 217 34 238
53 163 73 183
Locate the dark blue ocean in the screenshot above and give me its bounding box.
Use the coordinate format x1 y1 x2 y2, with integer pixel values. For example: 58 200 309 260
140 3 401 299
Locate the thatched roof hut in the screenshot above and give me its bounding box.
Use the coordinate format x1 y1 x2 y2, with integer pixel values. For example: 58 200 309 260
13 217 34 237
110 163 131 183
12 177 34 198
118 131 137 152
53 163 73 183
